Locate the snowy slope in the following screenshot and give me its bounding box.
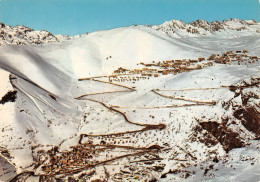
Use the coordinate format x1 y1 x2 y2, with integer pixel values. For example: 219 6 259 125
0 19 259 181
160 140 260 182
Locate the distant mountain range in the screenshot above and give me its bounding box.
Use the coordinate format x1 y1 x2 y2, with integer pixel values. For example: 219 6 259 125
0 18 259 46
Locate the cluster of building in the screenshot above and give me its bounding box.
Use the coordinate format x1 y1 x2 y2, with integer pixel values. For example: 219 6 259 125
111 58 210 82
41 145 99 174
108 74 149 82
110 50 258 82
208 50 258 64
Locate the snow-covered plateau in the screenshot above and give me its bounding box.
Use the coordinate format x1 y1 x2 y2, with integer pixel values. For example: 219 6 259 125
0 19 259 182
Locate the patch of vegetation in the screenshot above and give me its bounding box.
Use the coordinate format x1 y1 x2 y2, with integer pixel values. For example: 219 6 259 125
0 90 17 104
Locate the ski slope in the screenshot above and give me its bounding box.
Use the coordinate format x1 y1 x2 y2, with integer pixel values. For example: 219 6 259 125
0 21 259 181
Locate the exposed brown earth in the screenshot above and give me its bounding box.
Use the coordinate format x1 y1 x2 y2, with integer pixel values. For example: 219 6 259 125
199 121 244 152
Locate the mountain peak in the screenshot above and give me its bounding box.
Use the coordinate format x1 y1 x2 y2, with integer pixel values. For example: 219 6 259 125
152 18 260 38
0 18 259 46
0 22 72 46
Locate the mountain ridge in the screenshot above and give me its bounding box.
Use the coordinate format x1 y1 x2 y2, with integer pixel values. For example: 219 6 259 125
1 18 260 46
152 18 260 38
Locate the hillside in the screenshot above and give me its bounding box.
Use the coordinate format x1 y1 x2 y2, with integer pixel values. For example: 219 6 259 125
0 19 259 181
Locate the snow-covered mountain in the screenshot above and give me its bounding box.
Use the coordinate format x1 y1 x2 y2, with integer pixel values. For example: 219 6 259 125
152 18 260 38
0 23 72 46
0 19 259 181
0 18 259 46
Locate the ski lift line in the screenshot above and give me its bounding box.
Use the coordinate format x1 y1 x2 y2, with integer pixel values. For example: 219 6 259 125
76 90 133 98
151 89 216 105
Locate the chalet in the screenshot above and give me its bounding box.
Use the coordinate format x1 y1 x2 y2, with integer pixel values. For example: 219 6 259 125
174 62 182 66
154 74 159 77
236 50 242 53
134 69 142 74
205 62 213 66
198 57 205 61
145 64 153 67
243 50 248 53
251 56 258 59
148 69 157 73
190 60 198 63
162 70 168 75
215 59 223 64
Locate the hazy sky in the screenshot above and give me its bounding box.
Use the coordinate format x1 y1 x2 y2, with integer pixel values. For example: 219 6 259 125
0 0 259 35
